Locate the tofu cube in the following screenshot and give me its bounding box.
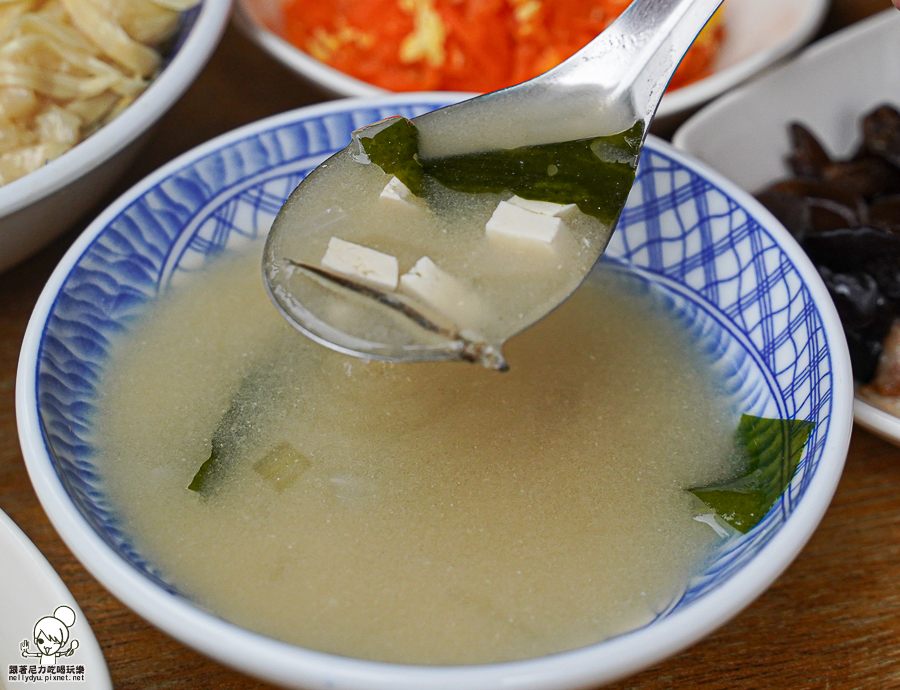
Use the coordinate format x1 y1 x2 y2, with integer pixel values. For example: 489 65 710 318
320 237 399 291
485 200 564 244
399 256 484 325
379 176 415 204
508 195 578 219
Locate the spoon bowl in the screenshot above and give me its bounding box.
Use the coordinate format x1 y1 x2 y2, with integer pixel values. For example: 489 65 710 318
264 0 723 368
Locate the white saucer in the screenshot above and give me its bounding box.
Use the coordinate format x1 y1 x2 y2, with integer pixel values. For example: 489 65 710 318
0 508 111 689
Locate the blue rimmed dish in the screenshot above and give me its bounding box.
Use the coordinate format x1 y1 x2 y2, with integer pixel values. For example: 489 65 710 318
17 94 853 689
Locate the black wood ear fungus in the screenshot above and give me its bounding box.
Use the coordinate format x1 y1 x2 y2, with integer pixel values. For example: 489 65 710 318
756 105 900 386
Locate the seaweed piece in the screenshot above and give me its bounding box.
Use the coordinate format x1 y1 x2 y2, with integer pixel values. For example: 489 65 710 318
188 445 221 494
422 122 644 225
864 321 900 397
755 186 812 240
357 116 643 224
356 117 426 196
846 328 888 384
689 415 815 533
187 357 285 496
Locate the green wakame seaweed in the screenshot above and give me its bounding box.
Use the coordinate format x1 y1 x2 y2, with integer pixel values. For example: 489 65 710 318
358 117 643 225
689 414 816 533
357 117 426 196
187 358 283 497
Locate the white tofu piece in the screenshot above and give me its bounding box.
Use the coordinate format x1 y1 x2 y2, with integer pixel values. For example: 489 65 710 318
399 256 485 325
320 237 399 291
485 200 564 244
379 176 415 204
507 195 578 219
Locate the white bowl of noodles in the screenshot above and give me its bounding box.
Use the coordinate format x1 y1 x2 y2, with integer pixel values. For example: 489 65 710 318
0 0 232 274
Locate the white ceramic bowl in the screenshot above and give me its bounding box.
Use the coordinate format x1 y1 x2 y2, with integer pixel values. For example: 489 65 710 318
672 8 900 447
0 508 112 689
0 0 233 274
234 0 828 125
17 94 853 689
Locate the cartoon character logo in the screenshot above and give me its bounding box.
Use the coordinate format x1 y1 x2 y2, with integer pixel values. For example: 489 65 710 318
20 606 80 665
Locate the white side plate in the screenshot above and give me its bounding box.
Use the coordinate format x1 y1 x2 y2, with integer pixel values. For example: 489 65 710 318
0 509 111 690
673 9 900 192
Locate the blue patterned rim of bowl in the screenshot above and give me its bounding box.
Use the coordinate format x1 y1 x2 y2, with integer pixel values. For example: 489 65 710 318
23 94 850 674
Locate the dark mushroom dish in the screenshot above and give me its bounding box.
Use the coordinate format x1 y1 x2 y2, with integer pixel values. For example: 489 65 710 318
756 104 900 416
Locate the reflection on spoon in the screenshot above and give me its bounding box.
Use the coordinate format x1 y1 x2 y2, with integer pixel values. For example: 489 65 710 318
264 0 723 370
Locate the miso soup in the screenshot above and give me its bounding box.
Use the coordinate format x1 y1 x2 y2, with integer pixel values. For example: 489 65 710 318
93 242 737 665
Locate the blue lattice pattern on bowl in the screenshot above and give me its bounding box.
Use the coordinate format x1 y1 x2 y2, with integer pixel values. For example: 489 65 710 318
34 97 834 623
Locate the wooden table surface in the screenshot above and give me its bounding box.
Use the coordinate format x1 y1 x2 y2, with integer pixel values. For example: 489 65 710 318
2 3 900 688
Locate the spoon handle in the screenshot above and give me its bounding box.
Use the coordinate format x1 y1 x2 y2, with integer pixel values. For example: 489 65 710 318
415 0 724 157
555 0 725 126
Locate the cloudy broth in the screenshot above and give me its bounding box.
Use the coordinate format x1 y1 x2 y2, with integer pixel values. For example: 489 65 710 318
94 243 736 665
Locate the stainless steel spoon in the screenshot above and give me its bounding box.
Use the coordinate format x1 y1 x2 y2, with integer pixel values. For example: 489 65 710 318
264 0 723 370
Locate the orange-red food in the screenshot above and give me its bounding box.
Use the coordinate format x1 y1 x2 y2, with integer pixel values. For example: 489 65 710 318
283 0 725 94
